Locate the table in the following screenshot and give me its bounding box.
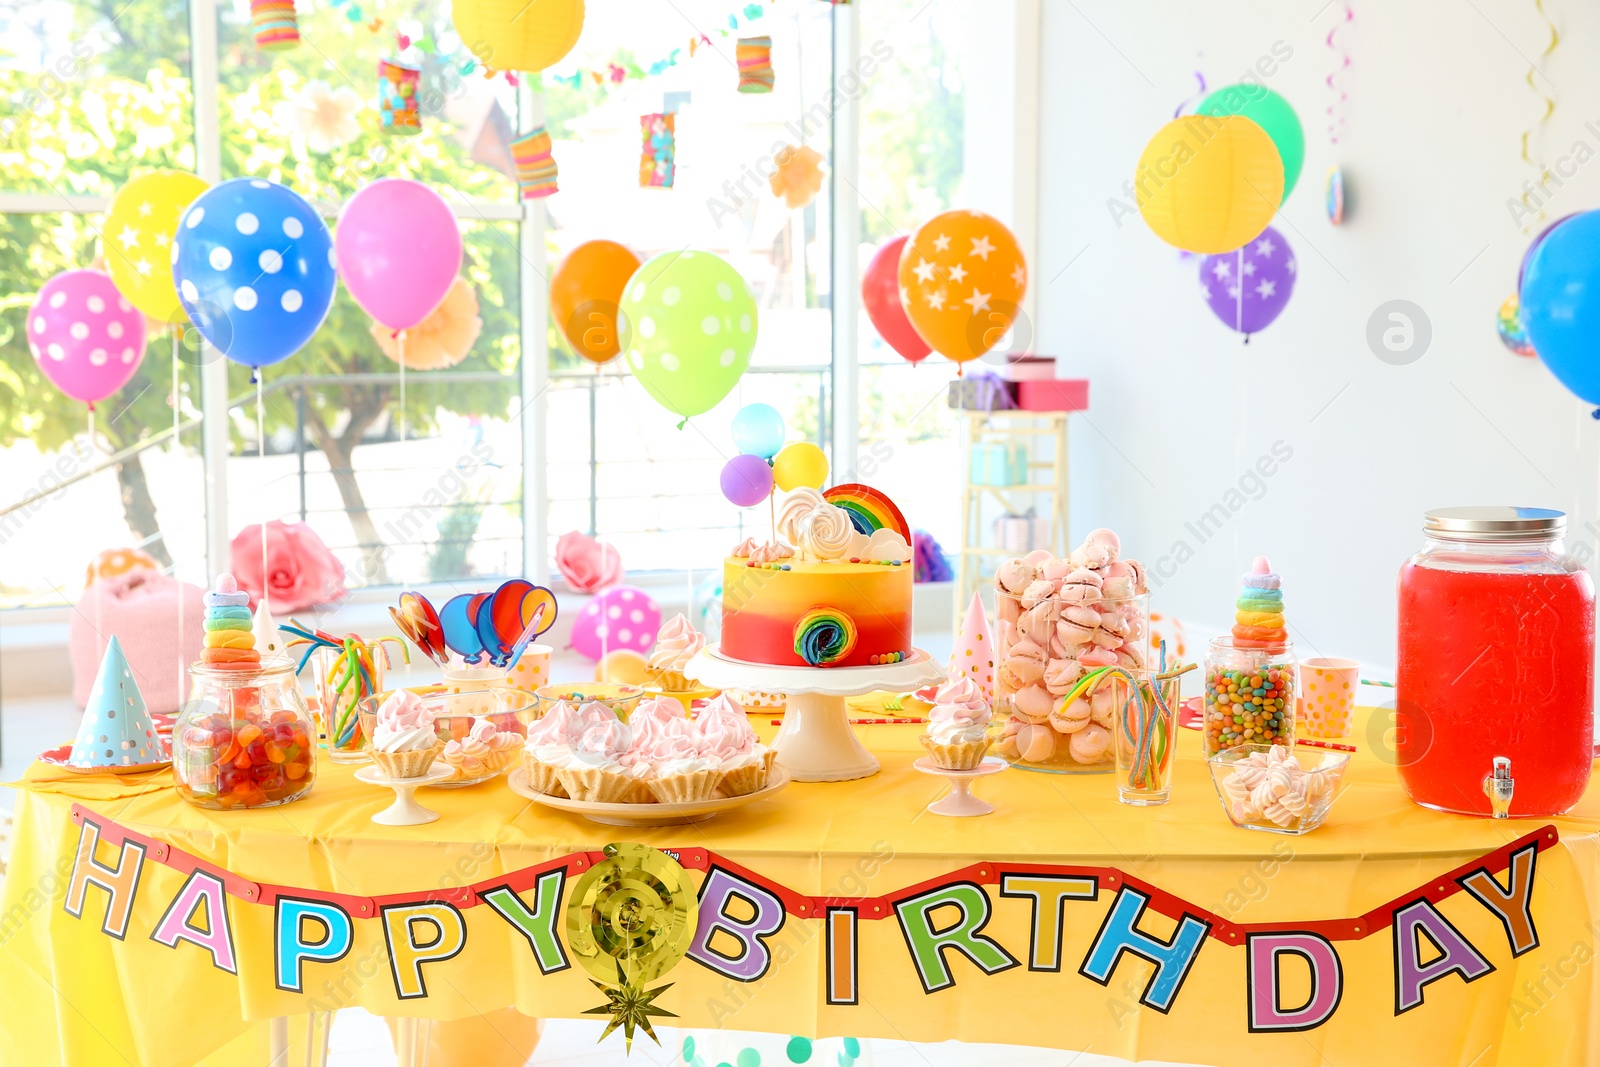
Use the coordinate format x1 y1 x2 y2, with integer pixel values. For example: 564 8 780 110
3 706 1598 1067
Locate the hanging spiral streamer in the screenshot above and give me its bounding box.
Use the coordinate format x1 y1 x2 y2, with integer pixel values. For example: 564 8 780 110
1518 0 1560 230
1172 69 1207 119
1324 2 1354 145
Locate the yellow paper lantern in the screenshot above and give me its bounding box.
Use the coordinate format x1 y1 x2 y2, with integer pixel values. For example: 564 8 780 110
451 0 584 73
1136 115 1283 254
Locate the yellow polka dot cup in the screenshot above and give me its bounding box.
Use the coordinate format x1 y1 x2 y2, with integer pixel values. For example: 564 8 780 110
1298 657 1358 738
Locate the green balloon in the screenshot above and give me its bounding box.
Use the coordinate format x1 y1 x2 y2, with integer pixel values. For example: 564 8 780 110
1196 84 1304 200
621 250 758 421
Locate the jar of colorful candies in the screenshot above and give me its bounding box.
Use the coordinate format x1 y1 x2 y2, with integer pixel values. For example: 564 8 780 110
1202 637 1296 758
172 661 317 809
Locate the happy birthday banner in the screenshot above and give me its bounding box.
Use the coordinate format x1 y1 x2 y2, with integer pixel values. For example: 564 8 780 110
60 803 1555 1041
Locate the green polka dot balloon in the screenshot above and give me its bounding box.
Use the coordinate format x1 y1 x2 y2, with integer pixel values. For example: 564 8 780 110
619 250 758 421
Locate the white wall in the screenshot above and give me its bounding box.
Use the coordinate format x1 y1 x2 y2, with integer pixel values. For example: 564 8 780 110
1035 0 1600 670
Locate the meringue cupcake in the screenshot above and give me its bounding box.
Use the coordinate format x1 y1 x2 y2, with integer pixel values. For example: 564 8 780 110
555 719 634 803
369 690 444 778
920 675 994 770
646 614 707 693
522 700 585 796
696 694 775 797
647 748 724 804
619 696 696 803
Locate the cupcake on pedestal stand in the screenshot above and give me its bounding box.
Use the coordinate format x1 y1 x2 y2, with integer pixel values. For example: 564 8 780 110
687 486 944 782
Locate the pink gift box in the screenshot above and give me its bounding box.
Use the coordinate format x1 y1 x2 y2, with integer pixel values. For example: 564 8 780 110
1014 378 1090 412
995 355 1057 382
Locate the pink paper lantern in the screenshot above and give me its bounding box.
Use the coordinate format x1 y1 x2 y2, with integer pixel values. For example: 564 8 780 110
570 585 661 661
28 270 147 407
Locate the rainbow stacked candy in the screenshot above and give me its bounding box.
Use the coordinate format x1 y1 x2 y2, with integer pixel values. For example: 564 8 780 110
203 574 261 671
794 607 857 667
1231 556 1287 650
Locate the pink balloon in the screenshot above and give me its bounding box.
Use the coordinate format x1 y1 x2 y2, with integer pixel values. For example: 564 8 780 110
334 179 463 331
27 270 147 407
569 585 661 661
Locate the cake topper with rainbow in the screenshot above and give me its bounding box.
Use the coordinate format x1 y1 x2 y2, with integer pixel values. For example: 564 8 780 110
823 482 911 543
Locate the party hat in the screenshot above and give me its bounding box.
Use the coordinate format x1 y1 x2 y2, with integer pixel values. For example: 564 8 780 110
253 602 288 662
949 592 995 702
68 636 163 769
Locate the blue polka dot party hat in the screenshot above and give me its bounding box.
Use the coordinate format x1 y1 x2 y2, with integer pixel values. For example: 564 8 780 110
68 635 164 770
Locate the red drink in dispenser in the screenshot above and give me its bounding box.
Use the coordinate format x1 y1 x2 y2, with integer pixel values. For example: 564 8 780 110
1396 507 1595 816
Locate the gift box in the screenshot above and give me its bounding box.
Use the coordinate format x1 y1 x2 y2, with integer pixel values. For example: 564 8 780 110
991 355 1057 382
994 510 1050 554
71 570 206 713
969 441 1029 486
1015 378 1090 412
947 370 1018 412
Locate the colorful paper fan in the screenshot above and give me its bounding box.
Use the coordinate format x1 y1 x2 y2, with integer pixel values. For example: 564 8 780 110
823 483 911 542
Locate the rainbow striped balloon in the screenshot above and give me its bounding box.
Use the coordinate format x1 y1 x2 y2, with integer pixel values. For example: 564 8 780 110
793 607 857 667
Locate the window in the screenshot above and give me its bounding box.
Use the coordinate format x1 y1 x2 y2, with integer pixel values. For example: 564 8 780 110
0 0 860 607
855 0 968 553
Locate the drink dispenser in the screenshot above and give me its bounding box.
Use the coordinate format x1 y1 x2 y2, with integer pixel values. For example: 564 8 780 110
1396 507 1595 816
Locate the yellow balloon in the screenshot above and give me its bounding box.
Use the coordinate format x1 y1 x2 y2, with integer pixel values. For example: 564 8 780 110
452 0 584 73
594 648 649 685
103 170 210 324
1136 115 1283 254
772 442 829 492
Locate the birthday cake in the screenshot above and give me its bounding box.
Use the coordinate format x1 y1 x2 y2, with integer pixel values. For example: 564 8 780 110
720 484 914 668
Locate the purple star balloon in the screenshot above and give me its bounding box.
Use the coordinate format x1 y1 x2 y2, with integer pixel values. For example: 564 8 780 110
1199 226 1297 336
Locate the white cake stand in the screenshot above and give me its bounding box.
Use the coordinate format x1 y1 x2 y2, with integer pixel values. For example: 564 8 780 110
913 756 1007 816
354 764 454 825
685 645 945 782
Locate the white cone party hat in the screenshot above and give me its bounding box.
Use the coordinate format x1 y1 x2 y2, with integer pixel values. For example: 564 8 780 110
949 592 995 702
69 635 163 769
253 601 287 662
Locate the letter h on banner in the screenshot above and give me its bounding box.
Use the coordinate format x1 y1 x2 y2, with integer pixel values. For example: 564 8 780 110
1079 888 1210 1013
64 817 147 940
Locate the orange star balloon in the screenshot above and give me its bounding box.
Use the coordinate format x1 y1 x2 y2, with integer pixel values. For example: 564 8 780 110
769 144 824 209
897 210 1028 367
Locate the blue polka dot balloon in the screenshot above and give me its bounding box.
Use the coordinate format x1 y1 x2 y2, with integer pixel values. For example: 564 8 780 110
172 178 336 369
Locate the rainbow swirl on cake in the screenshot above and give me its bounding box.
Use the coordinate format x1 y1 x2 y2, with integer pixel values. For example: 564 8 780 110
824 483 911 542
793 607 858 667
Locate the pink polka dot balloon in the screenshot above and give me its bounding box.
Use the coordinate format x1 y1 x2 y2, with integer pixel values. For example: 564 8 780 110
569 585 661 662
27 270 147 407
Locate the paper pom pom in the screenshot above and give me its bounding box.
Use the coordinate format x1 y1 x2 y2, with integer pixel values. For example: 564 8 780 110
369 277 482 370
274 81 362 154
769 144 824 209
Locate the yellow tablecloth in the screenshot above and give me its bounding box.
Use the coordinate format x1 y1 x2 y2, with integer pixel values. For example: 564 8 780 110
4 706 1599 1067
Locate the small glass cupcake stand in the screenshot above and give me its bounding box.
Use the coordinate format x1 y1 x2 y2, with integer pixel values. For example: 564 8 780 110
685 644 945 782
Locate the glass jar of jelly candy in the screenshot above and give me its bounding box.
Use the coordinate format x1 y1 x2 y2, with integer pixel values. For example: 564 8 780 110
172 661 318 809
1398 507 1594 816
1202 637 1297 758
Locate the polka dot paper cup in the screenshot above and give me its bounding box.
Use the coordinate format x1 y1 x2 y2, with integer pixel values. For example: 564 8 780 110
1298 657 1358 738
506 644 552 695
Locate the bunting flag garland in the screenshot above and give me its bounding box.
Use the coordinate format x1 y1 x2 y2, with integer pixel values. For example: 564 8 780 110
547 0 781 92
640 113 676 189
737 36 774 92
511 126 559 199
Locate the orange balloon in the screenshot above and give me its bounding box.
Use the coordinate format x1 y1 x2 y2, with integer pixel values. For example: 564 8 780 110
897 211 1028 365
550 239 643 364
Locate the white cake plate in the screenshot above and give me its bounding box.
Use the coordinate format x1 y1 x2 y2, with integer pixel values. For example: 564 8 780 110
354 764 454 825
685 645 945 782
913 756 1007 816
